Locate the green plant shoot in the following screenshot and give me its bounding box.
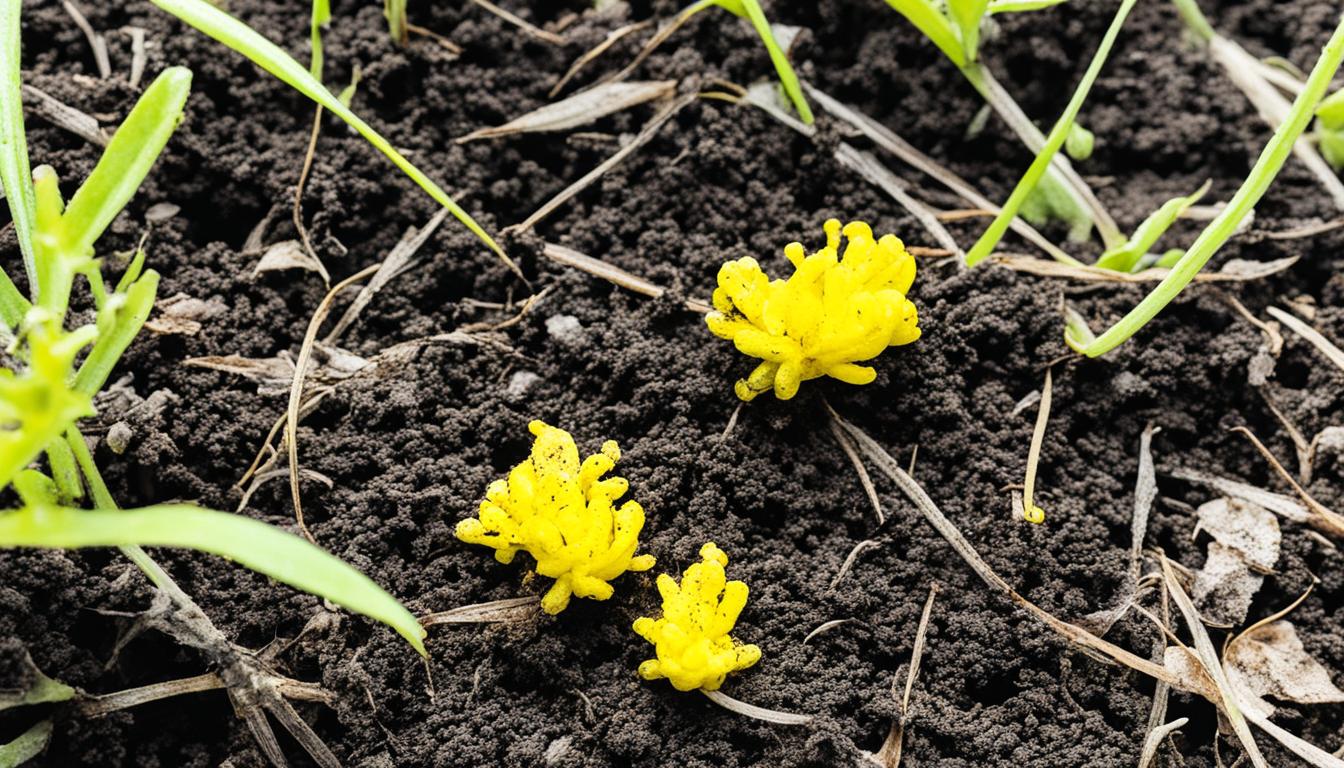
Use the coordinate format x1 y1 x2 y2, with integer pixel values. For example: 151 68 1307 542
310 0 330 80
1080 15 1344 356
1065 123 1094 161
149 0 523 280
947 0 990 63
1316 88 1344 169
881 0 1122 247
0 63 427 655
1093 180 1209 273
385 0 408 47
989 0 1070 12
0 505 426 653
0 0 35 326
677 0 813 123
965 0 1137 266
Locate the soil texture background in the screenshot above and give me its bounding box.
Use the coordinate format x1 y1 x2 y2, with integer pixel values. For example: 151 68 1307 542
3 0 1344 766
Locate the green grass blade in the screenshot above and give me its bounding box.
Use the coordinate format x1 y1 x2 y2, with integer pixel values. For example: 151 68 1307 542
0 326 96 489
734 0 813 124
151 0 520 278
989 0 1069 13
0 0 36 324
947 0 989 62
59 68 191 263
1094 180 1209 272
964 0 1137 266
1083 14 1344 357
310 0 329 79
882 0 966 67
0 504 427 655
73 270 159 397
384 0 407 46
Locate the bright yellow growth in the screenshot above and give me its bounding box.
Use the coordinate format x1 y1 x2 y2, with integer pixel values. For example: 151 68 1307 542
706 219 921 401
455 421 655 614
633 542 761 691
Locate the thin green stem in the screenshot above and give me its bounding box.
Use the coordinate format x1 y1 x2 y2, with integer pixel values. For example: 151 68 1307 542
965 0 1137 266
65 426 183 597
1083 14 1344 356
1170 0 1216 44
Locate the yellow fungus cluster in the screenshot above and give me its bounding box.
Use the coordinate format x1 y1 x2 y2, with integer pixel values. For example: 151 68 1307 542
633 542 761 691
706 219 921 401
455 421 655 614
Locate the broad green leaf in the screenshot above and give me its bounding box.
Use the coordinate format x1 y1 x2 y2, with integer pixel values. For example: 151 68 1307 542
1094 180 1209 273
947 0 989 63
1083 14 1344 356
882 0 966 67
965 0 1137 266
0 0 35 326
0 504 428 655
989 0 1069 13
73 270 159 397
150 0 521 277
58 67 191 267
0 720 54 767
1019 173 1092 243
0 326 96 488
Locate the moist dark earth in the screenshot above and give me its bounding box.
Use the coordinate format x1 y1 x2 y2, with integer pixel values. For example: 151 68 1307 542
3 0 1344 765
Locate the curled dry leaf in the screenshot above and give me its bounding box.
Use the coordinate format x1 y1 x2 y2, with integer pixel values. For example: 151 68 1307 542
1192 498 1280 626
252 240 325 277
456 80 675 143
1226 621 1344 718
1195 498 1280 571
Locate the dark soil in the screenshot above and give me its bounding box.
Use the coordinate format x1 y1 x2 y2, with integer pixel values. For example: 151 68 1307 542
3 0 1344 766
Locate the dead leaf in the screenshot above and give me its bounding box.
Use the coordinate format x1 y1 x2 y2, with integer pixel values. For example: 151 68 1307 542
1195 498 1281 572
1191 498 1280 626
1193 542 1266 627
144 293 226 336
456 80 675 142
1226 621 1344 718
252 240 325 277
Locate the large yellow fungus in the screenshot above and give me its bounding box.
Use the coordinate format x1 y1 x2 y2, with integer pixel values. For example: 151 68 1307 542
705 219 921 401
456 421 655 614
633 542 761 691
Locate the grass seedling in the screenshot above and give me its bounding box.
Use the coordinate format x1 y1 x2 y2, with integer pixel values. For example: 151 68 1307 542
964 0 1137 266
384 0 408 47
150 0 525 282
0 51 425 657
1092 180 1209 273
627 0 812 123
881 0 1120 246
1171 0 1344 209
1079 14 1344 356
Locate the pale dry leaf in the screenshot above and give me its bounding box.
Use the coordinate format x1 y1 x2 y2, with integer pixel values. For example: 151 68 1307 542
1193 541 1266 627
1195 498 1280 572
184 354 295 385
457 81 675 142
253 240 325 277
1226 621 1344 716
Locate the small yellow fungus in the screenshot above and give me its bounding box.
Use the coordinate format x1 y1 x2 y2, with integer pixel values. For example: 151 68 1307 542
633 542 761 692
705 219 921 401
455 420 656 614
